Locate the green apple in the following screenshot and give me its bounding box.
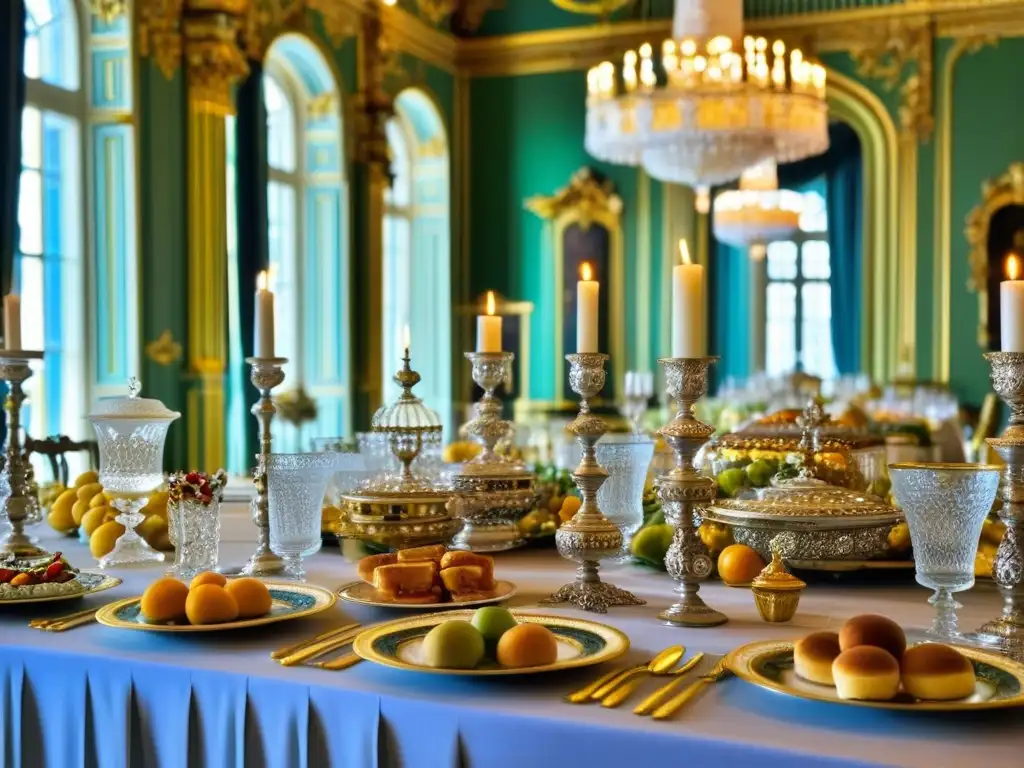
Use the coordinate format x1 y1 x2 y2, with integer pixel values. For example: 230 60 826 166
421 620 485 669
471 606 518 643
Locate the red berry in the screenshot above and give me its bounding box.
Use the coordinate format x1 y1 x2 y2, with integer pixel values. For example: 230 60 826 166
185 472 201 484
0 568 16 584
42 562 64 582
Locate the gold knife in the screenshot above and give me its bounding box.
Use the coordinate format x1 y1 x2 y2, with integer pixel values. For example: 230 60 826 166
565 667 631 703
631 653 707 714
590 664 647 700
315 652 362 671
30 606 98 628
603 652 705 709
651 658 731 720
277 626 365 667
271 622 360 661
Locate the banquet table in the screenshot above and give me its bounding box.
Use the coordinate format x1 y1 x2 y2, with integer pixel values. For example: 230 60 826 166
2 506 1023 768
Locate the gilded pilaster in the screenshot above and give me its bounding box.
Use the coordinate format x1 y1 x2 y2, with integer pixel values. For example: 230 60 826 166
183 1 248 471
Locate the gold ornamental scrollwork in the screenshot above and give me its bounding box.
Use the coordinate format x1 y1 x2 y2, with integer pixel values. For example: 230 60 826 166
91 0 128 24
965 163 1024 349
549 0 633 18
182 11 250 111
525 168 623 230
850 20 934 140
145 330 184 366
138 0 185 80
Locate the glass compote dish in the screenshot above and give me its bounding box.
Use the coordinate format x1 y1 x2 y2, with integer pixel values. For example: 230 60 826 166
266 452 347 580
89 378 180 568
888 462 1001 644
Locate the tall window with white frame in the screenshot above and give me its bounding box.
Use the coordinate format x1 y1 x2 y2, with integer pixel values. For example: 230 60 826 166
382 116 414 398
765 182 837 380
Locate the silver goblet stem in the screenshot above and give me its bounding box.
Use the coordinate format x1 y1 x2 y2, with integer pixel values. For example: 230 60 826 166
242 356 287 577
464 351 514 463
657 356 727 628
0 353 46 559
974 352 1024 657
541 353 645 613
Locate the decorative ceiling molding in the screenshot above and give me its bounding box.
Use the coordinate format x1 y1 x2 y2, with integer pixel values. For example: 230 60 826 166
91 0 129 24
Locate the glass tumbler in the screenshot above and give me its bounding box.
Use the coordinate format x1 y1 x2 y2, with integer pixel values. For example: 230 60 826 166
267 452 345 580
888 462 1001 643
595 434 656 560
167 498 222 580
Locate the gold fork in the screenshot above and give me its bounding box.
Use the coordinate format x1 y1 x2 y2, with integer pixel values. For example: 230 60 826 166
29 606 101 632
650 657 731 720
277 624 365 667
601 652 705 709
271 622 361 661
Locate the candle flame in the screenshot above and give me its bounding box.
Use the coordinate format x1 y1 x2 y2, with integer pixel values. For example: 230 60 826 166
403 324 411 352
678 239 692 265
1007 253 1022 281
256 270 268 291
580 262 593 281
486 291 496 316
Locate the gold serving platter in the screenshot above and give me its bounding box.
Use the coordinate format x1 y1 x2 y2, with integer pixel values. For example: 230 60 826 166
0 571 122 605
353 610 629 676
95 582 336 632
727 640 1024 712
337 579 518 609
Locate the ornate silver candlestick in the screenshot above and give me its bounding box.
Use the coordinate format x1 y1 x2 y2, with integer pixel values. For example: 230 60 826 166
448 352 535 552
541 353 645 613
973 352 1024 657
0 351 45 558
242 356 287 576
657 356 727 627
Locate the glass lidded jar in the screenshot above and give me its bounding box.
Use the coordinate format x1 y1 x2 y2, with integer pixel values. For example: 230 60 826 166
88 378 180 568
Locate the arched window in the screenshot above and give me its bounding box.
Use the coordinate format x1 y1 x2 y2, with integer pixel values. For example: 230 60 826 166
261 34 350 452
18 1 137 476
383 89 452 432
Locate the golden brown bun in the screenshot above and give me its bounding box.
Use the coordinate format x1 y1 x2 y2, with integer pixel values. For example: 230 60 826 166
793 632 841 686
357 552 397 584
440 565 495 594
839 614 907 661
832 646 900 701
901 644 976 701
373 562 438 595
396 545 447 564
440 550 494 573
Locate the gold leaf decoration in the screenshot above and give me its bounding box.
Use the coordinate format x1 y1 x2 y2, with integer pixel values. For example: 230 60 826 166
525 168 623 230
145 330 184 366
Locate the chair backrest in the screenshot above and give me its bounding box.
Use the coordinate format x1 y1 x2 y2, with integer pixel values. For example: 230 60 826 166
24 435 99 488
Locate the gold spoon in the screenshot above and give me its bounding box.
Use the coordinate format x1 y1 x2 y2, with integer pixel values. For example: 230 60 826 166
565 646 685 704
589 645 685 701
602 652 706 709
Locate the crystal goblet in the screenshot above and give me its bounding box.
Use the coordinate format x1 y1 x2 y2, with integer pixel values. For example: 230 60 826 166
595 434 656 561
888 462 1001 643
266 452 346 580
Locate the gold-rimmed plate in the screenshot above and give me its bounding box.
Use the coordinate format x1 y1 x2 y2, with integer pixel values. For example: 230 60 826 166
353 610 629 676
0 571 122 605
95 582 336 632
727 640 1024 711
337 580 517 610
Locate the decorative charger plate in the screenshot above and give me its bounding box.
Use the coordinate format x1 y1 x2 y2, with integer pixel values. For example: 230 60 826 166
0 571 122 604
95 582 336 632
727 640 1024 712
337 580 517 609
353 610 629 676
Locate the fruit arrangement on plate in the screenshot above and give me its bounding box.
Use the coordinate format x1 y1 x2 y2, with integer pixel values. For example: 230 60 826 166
138 572 272 626
0 552 84 597
45 470 174 558
418 607 558 670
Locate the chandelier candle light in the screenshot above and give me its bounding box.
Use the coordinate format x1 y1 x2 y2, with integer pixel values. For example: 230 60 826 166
0 295 45 557
243 270 288 576
542 267 645 612
585 0 829 187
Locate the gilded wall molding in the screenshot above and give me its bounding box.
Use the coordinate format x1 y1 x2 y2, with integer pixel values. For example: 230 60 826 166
525 168 623 228
933 34 997 382
138 0 184 79
145 330 184 366
965 163 1024 350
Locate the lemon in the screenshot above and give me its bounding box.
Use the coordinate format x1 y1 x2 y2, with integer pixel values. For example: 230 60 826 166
887 522 911 554
48 490 78 532
76 482 103 503
982 518 1007 547
89 491 109 509
699 521 733 555
73 470 99 489
81 506 110 538
90 521 126 558
71 499 91 527
137 514 167 545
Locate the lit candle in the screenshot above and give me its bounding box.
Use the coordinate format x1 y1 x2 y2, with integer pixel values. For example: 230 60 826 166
577 262 599 353
254 270 275 358
476 291 502 353
1002 254 1024 352
672 240 706 358
403 323 411 357
3 294 21 351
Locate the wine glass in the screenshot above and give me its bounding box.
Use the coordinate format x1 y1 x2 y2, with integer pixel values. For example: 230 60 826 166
888 462 1001 643
595 434 656 561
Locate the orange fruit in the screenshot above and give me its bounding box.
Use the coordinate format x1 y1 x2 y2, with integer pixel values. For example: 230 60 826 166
559 496 582 523
717 544 766 586
185 584 239 625
496 623 559 668
190 571 227 589
225 578 272 619
140 577 189 623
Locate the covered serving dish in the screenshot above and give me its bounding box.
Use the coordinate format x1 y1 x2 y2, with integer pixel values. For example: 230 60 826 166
332 353 461 549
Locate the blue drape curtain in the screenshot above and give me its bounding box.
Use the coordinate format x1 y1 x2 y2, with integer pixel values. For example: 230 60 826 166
234 61 269 467
778 121 863 375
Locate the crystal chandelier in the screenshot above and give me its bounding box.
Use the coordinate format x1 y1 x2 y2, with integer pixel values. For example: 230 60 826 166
712 160 802 256
584 0 829 187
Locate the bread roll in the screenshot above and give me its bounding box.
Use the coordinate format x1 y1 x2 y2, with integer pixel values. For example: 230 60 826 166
793 631 841 686
832 646 900 701
357 552 397 584
839 614 907 661
901 644 976 701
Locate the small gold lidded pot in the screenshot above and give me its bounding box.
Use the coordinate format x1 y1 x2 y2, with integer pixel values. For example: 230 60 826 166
751 545 806 623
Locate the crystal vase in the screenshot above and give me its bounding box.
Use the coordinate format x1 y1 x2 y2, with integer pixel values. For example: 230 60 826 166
595 434 656 560
167 498 221 580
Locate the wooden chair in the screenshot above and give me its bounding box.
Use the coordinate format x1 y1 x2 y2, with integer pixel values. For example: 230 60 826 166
24 435 99 488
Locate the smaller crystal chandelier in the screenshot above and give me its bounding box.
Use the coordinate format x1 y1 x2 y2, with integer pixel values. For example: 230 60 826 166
712 160 802 257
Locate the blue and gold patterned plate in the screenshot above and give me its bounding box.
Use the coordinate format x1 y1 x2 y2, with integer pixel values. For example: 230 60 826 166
0 571 121 604
727 640 1024 711
95 581 336 633
353 610 629 676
